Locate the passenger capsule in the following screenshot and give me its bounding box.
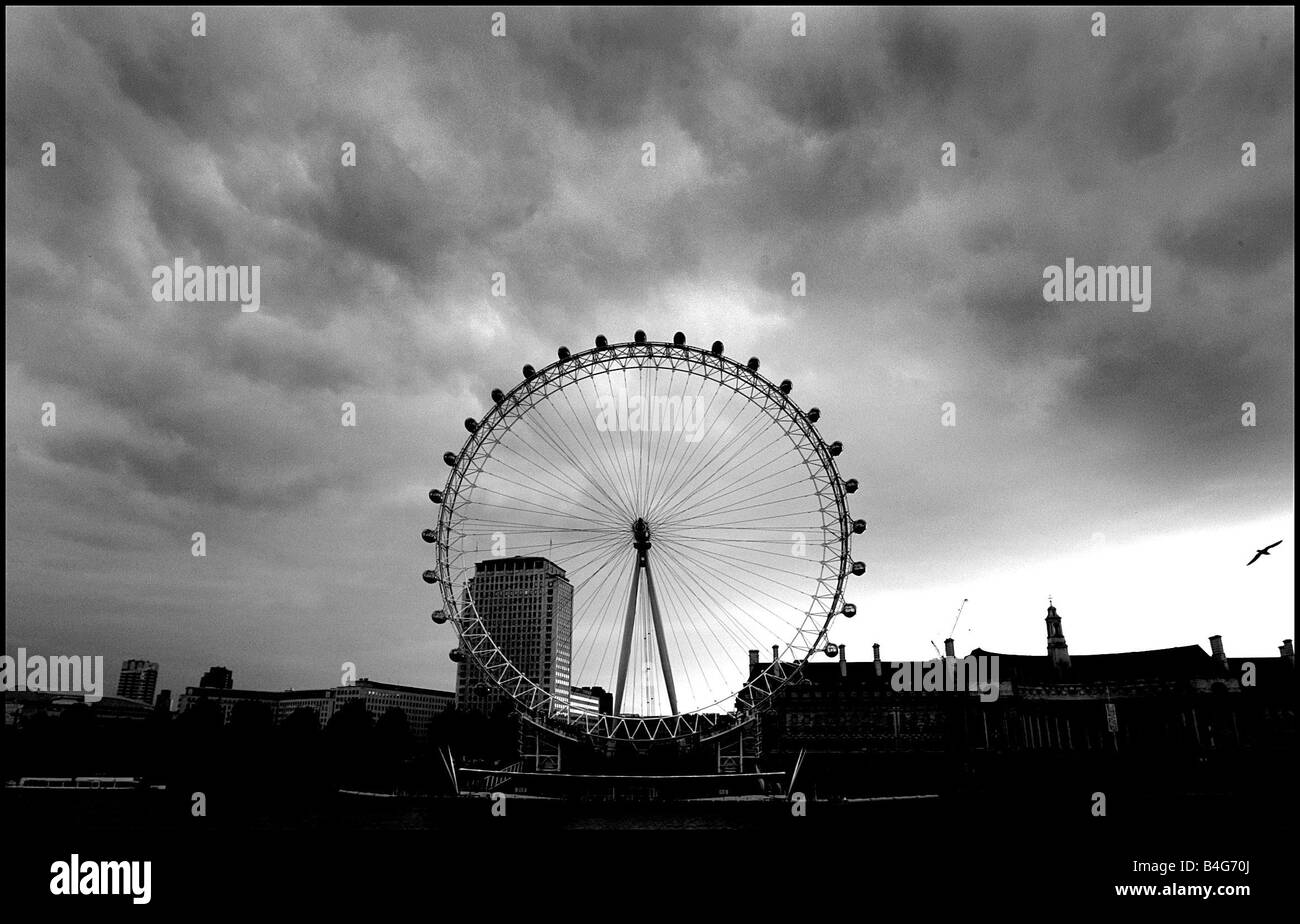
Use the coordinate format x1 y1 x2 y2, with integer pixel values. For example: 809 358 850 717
843 603 857 618
747 357 760 372
449 648 465 663
558 346 571 361
428 489 444 504
852 519 866 534
844 478 858 494
491 388 505 405
808 407 821 423
829 440 843 456
851 561 866 576
673 331 687 346
596 334 609 349
779 379 793 395
422 570 439 584
825 643 840 659
443 452 457 467
711 340 724 356
464 417 478 433
430 610 449 625
421 528 436 543
522 364 536 380
634 330 647 344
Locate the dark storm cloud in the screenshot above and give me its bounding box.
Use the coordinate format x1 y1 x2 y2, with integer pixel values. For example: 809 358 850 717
4 6 1293 692
219 323 369 393
1094 12 1195 161
511 6 747 131
1060 323 1279 447
43 431 325 510
1199 28 1294 116
1104 78 1180 160
275 139 455 278
760 55 881 134
735 132 917 229
1160 191 1296 275
961 272 1060 349
882 8 962 101
957 217 1018 255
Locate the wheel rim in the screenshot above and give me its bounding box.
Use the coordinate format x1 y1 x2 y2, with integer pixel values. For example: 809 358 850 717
431 338 856 743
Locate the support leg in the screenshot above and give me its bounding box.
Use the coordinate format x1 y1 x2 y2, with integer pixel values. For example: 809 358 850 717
643 556 679 715
613 557 643 714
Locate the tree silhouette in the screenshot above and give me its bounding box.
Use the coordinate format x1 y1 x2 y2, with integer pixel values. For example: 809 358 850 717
325 699 374 789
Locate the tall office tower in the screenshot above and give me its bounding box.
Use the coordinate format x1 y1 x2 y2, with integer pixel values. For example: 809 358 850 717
199 666 234 690
455 557 573 716
117 659 159 705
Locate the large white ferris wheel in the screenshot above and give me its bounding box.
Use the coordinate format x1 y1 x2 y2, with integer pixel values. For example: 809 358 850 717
423 332 865 743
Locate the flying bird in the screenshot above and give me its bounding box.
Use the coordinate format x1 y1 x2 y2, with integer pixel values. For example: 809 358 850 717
1247 540 1283 566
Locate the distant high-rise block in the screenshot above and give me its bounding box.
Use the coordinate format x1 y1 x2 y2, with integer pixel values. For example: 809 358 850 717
117 659 159 705
570 685 611 717
199 666 233 690
455 556 573 716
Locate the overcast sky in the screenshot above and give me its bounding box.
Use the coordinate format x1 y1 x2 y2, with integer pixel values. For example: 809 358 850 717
5 6 1294 698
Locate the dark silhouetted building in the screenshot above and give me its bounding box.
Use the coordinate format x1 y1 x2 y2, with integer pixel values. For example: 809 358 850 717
199 666 233 690
745 605 1295 796
178 678 454 737
116 660 158 705
6 692 154 726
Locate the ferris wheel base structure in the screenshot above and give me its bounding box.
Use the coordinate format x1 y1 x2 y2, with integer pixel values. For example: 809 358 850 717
450 709 779 794
424 331 866 746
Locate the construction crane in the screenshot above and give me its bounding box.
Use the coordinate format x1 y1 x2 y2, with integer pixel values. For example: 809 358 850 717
948 598 969 637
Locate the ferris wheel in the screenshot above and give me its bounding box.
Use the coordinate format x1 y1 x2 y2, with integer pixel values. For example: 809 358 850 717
423 331 864 743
